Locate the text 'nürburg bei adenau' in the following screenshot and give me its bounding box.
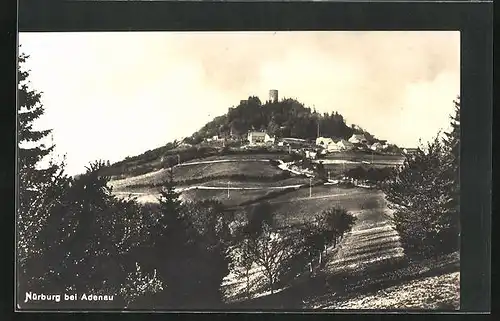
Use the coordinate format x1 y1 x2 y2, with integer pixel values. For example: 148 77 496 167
24 292 114 303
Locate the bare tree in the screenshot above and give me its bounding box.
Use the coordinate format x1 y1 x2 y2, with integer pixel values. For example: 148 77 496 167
234 238 254 299
246 225 297 295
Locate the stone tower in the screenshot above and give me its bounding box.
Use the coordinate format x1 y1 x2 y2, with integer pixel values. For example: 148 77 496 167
269 89 278 103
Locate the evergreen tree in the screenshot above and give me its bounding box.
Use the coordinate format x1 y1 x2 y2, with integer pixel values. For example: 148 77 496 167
181 199 234 307
440 97 461 252
157 169 183 219
443 97 460 222
147 169 196 307
17 52 68 296
382 122 459 259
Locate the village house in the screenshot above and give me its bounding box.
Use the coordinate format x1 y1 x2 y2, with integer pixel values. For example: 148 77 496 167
206 135 224 142
177 142 193 148
247 131 274 145
305 150 317 159
370 142 383 151
337 139 354 150
325 141 341 152
349 133 368 145
281 137 309 147
403 147 419 154
316 137 335 147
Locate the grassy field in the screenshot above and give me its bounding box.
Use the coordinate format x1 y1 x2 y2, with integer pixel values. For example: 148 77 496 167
182 153 288 163
113 187 273 207
252 186 386 225
173 161 283 180
109 160 286 191
180 188 274 207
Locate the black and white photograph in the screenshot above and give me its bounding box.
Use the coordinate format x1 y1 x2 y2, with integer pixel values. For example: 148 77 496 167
17 31 461 311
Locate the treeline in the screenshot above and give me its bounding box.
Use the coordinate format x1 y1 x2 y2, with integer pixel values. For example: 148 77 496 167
187 96 373 144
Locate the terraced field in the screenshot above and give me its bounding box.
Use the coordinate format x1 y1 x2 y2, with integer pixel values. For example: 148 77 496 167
325 208 404 273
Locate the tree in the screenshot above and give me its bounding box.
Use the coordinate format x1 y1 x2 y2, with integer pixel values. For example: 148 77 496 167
315 161 328 182
246 224 297 295
382 103 460 260
19 160 155 309
245 201 276 237
316 206 357 249
17 52 69 298
442 97 460 230
181 199 235 306
299 222 327 273
147 169 195 307
234 236 255 299
237 205 302 295
146 174 235 308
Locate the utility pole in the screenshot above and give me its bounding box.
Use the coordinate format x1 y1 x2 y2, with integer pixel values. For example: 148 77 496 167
309 177 312 198
177 154 181 166
227 181 230 198
328 171 331 181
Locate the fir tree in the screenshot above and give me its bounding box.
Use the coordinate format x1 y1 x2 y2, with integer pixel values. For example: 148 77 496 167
382 97 461 259
148 169 195 306
443 97 460 218
157 169 182 221
440 97 460 252
17 52 68 295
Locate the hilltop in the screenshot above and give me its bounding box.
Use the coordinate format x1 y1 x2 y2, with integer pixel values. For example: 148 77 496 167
186 96 361 144
101 96 382 178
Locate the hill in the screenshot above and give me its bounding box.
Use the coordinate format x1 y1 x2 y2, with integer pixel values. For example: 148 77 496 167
186 96 371 144
101 96 380 179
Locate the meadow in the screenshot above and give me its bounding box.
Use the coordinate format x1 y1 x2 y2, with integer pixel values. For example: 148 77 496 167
109 159 286 192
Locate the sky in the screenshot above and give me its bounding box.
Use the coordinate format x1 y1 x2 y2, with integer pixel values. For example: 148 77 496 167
19 31 460 176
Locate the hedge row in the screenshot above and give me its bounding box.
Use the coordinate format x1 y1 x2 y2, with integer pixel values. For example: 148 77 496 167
344 166 395 182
